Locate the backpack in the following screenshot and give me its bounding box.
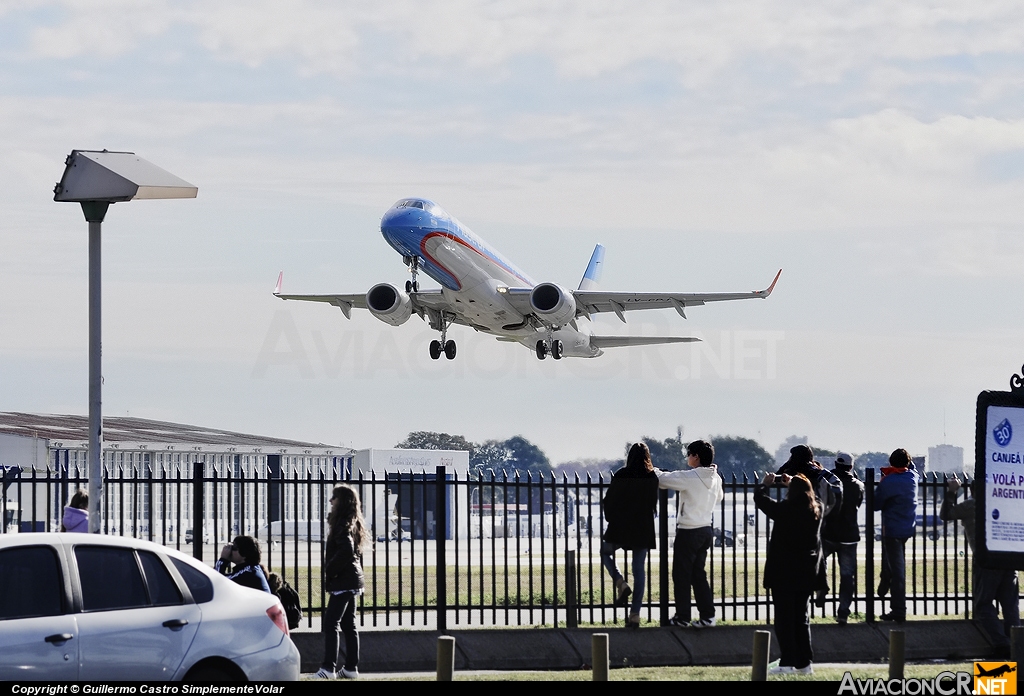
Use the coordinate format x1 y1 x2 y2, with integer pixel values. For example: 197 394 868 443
275 580 303 630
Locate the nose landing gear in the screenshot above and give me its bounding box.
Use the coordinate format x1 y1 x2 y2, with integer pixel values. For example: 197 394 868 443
404 256 420 293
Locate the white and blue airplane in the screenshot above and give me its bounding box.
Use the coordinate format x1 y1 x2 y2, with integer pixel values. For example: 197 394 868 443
275 198 781 361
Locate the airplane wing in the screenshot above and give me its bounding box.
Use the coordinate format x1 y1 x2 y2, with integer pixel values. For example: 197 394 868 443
503 270 782 323
575 269 782 322
273 272 448 319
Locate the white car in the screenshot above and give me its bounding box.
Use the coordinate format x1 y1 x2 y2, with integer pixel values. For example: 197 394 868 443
0 533 300 681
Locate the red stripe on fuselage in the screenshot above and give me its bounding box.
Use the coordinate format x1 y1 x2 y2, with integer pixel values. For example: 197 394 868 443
418 231 532 290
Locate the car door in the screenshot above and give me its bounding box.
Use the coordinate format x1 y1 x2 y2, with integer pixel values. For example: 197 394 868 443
74 545 201 681
0 544 79 681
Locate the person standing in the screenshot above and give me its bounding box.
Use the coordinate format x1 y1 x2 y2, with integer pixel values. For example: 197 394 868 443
316 484 366 679
600 442 660 628
871 448 919 623
755 472 824 675
816 452 864 624
940 475 1019 657
216 535 272 593
657 439 724 628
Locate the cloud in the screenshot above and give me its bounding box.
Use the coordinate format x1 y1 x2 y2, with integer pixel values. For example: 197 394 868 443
14 1 1024 86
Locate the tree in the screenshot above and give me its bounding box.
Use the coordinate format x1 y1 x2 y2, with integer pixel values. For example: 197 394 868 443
505 435 551 476
470 439 513 473
640 434 686 471
396 431 475 454
710 435 773 479
854 451 890 480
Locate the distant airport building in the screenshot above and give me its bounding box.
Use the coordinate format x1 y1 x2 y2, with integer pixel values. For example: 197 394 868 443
351 448 470 541
927 444 966 475
0 412 351 539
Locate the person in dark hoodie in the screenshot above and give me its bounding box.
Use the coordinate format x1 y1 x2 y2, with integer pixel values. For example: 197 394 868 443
871 448 919 623
215 535 271 593
600 442 660 628
816 452 864 624
60 489 89 533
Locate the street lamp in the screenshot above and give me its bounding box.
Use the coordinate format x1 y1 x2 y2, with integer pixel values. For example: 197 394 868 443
54 150 197 533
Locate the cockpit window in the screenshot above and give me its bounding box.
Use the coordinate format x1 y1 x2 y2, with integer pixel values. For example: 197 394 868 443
395 199 425 210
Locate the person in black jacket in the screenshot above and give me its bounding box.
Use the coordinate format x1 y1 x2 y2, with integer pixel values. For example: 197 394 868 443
315 484 366 680
755 472 824 675
815 452 864 624
215 535 271 593
600 442 660 627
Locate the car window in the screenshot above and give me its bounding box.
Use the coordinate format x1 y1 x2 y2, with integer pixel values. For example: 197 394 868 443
0 546 64 620
170 557 214 603
138 551 183 606
75 546 148 612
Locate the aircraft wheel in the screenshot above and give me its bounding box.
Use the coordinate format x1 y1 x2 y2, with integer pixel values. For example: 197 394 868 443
406 280 413 293
444 340 457 360
429 340 442 360
536 340 548 360
551 340 563 360
412 281 419 292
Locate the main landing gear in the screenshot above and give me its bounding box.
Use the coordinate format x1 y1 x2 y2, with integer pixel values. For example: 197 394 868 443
429 312 456 360
536 339 563 360
430 339 456 360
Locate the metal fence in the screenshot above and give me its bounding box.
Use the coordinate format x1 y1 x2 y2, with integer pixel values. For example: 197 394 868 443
0 461 985 629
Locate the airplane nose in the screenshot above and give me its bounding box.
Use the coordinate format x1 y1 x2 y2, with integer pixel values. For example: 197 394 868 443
381 207 430 230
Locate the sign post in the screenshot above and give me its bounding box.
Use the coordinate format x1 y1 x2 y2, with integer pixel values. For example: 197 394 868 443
974 366 1024 569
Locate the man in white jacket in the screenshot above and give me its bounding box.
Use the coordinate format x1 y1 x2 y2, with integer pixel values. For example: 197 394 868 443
657 440 724 627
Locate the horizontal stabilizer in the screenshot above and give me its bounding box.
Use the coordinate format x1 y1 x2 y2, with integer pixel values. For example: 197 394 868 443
590 336 700 348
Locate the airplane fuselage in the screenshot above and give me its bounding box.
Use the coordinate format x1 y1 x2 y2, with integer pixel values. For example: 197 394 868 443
380 199 601 357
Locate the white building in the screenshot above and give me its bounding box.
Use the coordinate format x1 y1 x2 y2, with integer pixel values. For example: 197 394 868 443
0 412 351 543
350 448 470 541
927 444 967 475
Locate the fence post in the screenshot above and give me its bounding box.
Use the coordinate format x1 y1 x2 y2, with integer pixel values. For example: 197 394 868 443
436 464 447 632
566 549 578 628
866 467 875 623
592 633 609 681
437 635 455 681
192 459 203 562
888 629 905 679
751 630 771 681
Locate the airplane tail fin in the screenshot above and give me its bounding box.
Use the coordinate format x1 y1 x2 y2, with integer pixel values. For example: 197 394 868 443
577 244 605 291
275 271 283 295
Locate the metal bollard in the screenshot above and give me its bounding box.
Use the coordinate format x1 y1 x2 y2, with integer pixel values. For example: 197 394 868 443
566 550 578 629
888 630 905 680
751 630 771 681
592 633 609 682
437 635 455 682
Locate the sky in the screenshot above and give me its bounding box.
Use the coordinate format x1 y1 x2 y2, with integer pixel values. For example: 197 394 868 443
2 1 1024 465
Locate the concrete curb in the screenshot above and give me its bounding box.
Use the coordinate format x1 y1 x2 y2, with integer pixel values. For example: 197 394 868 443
291 620 995 673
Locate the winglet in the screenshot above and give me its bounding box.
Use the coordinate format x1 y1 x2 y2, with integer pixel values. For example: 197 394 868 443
759 269 782 298
275 271 283 295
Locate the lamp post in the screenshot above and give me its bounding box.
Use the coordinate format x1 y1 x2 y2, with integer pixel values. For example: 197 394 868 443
54 150 197 533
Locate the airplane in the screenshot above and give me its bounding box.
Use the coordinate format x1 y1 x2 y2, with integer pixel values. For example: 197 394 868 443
976 664 1017 678
274 197 781 361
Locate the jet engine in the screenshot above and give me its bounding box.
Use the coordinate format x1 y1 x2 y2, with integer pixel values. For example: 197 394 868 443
530 283 577 327
366 283 413 326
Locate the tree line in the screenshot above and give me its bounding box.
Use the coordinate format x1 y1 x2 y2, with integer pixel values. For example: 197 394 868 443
396 430 895 480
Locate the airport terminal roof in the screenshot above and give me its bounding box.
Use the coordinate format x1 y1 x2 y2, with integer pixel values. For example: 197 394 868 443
0 412 349 455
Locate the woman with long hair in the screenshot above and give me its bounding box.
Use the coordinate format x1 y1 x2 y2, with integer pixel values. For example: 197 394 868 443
600 442 660 627
755 472 824 675
315 484 366 680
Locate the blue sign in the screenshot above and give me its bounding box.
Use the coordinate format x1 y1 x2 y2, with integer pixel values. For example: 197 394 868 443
994 418 1013 447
